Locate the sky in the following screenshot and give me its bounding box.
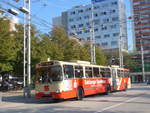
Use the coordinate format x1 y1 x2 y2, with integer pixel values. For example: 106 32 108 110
1 0 133 50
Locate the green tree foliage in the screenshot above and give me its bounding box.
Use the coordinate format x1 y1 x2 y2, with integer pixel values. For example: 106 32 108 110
0 21 107 78
0 18 16 74
96 47 107 65
124 53 139 72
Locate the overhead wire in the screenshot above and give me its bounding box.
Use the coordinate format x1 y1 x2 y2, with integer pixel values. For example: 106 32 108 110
0 0 52 30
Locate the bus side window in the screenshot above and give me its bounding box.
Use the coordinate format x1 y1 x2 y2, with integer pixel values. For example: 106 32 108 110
75 66 83 78
101 68 111 78
85 67 93 78
63 65 74 79
105 68 111 78
93 67 101 78
100 68 105 77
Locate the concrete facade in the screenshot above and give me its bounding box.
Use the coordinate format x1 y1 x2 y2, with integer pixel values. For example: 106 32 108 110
52 0 128 52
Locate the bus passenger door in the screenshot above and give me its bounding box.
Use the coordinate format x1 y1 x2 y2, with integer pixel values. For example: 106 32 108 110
111 68 117 91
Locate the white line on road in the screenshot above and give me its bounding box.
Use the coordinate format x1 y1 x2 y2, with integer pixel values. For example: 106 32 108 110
94 94 143 113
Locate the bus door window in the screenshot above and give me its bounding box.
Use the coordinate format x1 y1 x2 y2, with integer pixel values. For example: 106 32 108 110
75 66 83 78
117 69 121 78
85 67 93 78
93 67 101 78
120 70 124 77
124 71 129 78
63 65 74 79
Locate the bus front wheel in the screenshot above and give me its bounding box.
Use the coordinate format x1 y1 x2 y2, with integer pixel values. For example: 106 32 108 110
76 87 84 100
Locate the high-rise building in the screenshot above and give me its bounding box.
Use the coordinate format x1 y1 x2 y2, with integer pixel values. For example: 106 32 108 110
131 0 150 83
132 0 150 52
53 0 128 52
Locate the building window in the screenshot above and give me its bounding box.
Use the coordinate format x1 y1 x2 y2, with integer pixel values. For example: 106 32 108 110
86 7 91 11
95 36 101 39
78 9 83 13
101 42 108 46
78 24 84 28
103 18 109 23
84 30 90 33
111 41 117 46
94 28 99 32
110 9 116 13
77 31 82 35
112 17 118 21
94 13 98 17
94 19 100 25
110 24 117 29
113 33 119 37
112 2 117 5
104 34 110 38
71 25 76 29
94 6 99 10
101 11 107 15
76 17 82 21
84 15 90 19
69 18 74 22
101 26 107 30
70 11 75 15
87 37 90 40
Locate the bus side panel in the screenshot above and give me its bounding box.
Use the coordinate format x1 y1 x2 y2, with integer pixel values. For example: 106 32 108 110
79 78 106 96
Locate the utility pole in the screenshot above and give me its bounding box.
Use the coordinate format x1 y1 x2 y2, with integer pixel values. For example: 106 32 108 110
140 39 145 82
119 34 123 68
90 2 96 64
23 0 27 89
23 0 31 98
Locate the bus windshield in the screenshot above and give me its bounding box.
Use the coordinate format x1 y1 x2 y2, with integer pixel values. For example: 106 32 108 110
36 65 63 83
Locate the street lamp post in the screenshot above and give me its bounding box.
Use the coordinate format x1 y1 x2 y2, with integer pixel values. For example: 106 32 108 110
140 39 145 82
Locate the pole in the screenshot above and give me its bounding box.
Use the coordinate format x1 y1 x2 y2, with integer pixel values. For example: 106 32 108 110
90 2 96 64
23 0 31 98
27 0 31 97
27 0 31 86
23 0 26 88
119 35 123 68
140 39 145 82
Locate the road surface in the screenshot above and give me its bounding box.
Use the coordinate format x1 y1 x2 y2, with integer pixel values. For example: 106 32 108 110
0 84 150 113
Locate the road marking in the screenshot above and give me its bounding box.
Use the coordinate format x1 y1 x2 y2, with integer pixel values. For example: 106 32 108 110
94 95 141 113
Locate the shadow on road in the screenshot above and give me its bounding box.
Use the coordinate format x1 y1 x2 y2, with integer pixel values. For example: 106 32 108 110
1 84 150 105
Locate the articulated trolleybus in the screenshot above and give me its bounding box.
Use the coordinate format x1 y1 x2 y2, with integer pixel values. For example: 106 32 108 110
35 60 131 100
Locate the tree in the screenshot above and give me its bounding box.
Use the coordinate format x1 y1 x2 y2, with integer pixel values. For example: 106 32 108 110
96 47 107 65
0 18 17 75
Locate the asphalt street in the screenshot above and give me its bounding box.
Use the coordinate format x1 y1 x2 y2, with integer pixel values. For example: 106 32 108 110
0 84 150 113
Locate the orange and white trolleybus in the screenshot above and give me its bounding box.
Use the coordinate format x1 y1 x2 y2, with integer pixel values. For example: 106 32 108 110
35 60 131 100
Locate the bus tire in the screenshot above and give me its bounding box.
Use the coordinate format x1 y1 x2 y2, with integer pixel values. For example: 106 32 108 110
76 87 84 100
123 84 127 91
104 85 111 95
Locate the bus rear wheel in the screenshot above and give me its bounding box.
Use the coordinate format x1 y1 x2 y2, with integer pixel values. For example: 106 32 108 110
104 85 111 95
76 87 84 100
123 84 127 91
